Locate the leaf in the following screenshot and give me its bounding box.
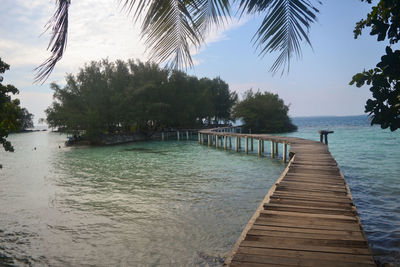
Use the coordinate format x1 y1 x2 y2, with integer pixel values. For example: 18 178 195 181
35 0 71 83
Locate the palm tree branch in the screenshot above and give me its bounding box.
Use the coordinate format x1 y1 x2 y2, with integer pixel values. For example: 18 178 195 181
35 0 71 83
242 0 320 74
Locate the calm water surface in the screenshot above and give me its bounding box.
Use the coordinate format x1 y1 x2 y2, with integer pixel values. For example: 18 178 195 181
0 132 285 266
1 115 399 266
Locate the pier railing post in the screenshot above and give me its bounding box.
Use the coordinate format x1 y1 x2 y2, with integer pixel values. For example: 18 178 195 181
224 135 227 150
283 142 287 162
318 130 334 145
271 141 275 158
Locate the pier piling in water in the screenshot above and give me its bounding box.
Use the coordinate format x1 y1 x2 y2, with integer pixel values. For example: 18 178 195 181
319 130 334 145
271 141 275 158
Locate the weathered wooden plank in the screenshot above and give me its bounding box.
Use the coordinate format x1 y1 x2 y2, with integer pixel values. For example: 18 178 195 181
254 217 361 231
264 203 355 216
233 253 375 267
250 225 364 239
236 247 375 264
279 180 346 190
247 229 364 241
259 210 357 221
269 198 354 209
283 177 345 186
272 191 351 201
284 172 344 180
275 186 348 196
230 261 293 267
269 194 354 204
240 240 371 255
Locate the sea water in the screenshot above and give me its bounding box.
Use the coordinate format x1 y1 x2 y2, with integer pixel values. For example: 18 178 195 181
0 116 399 266
0 131 285 266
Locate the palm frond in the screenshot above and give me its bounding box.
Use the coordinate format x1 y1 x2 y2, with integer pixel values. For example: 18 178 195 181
35 0 70 83
192 0 231 33
120 0 231 69
239 0 320 74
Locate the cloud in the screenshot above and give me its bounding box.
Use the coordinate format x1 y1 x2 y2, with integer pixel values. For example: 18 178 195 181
1 1 251 123
15 91 54 122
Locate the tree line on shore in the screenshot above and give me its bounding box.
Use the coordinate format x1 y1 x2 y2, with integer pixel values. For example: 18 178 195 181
1 58 34 167
45 59 296 143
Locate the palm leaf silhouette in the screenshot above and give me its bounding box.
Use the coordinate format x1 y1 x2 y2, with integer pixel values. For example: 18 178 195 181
36 0 319 82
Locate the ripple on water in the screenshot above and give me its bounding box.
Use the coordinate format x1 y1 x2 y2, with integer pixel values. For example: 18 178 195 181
0 133 285 266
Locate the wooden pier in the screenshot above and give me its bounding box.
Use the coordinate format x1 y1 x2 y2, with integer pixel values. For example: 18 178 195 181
198 129 376 267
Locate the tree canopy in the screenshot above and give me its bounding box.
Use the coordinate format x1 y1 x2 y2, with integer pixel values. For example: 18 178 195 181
45 59 238 143
232 90 297 133
0 58 34 168
19 108 34 131
0 58 21 154
350 0 400 131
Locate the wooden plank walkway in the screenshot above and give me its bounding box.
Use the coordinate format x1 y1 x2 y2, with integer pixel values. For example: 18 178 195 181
198 130 376 267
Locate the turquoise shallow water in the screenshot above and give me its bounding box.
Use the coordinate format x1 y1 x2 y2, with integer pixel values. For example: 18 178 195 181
0 132 285 266
0 115 399 266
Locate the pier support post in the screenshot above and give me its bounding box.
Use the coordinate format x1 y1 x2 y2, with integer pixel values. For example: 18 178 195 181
229 137 232 149
283 142 288 162
216 135 219 148
224 135 227 150
198 133 200 143
271 142 275 158
162 132 165 141
208 135 211 146
275 142 279 155
262 140 264 153
258 139 262 156
186 131 189 140
318 130 334 145
245 137 248 154
177 131 180 141
235 137 239 152
251 138 253 151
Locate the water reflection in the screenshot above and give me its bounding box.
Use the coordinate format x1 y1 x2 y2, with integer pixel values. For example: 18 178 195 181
0 132 284 266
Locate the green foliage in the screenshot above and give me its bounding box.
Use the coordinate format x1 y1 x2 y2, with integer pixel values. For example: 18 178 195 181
45 59 238 143
19 108 34 130
232 90 297 133
0 58 22 168
351 0 400 131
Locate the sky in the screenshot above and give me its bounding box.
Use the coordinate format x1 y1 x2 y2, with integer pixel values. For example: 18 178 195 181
0 0 386 123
